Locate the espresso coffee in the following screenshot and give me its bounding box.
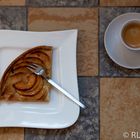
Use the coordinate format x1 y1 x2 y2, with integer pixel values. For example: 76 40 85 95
122 22 140 48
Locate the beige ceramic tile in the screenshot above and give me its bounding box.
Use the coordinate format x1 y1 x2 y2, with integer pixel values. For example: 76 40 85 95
28 8 98 76
0 0 25 5
100 78 140 140
0 128 24 140
100 0 140 6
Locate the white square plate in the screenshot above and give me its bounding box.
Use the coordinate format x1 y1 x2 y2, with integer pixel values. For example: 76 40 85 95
0 29 80 129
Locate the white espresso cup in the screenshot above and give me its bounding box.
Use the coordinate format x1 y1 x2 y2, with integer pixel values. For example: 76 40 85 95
121 19 140 51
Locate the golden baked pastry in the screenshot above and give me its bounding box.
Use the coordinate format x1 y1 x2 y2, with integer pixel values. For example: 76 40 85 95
0 46 52 101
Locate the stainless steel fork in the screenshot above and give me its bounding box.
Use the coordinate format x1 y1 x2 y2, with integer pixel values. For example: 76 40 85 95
27 63 85 108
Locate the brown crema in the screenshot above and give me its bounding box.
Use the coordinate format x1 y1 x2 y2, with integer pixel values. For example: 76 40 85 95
122 22 140 48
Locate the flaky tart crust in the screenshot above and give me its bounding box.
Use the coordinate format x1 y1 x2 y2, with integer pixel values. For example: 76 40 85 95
0 46 52 102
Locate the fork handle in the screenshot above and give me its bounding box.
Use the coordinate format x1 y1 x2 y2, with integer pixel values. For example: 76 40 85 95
46 78 85 108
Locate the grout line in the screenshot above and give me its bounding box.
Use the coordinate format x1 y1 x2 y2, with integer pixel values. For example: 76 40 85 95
98 0 100 6
22 5 99 8
98 7 100 140
78 76 99 78
25 6 98 8
26 5 140 8
26 7 28 31
98 76 100 140
0 5 138 8
23 5 140 8
98 8 100 77
24 128 25 140
0 6 25 8
100 76 140 78
25 0 28 6
99 5 140 8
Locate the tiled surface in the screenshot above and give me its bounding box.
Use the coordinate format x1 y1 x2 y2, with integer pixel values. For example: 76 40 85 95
27 0 98 7
28 8 98 76
0 7 26 30
100 0 140 6
0 128 24 140
0 0 25 6
100 78 140 140
25 77 99 140
0 1 140 140
100 8 140 76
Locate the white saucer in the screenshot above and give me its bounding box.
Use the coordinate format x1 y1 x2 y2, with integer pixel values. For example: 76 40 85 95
104 13 140 69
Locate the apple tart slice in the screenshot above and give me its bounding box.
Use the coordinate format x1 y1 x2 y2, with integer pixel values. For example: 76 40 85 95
0 46 52 101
